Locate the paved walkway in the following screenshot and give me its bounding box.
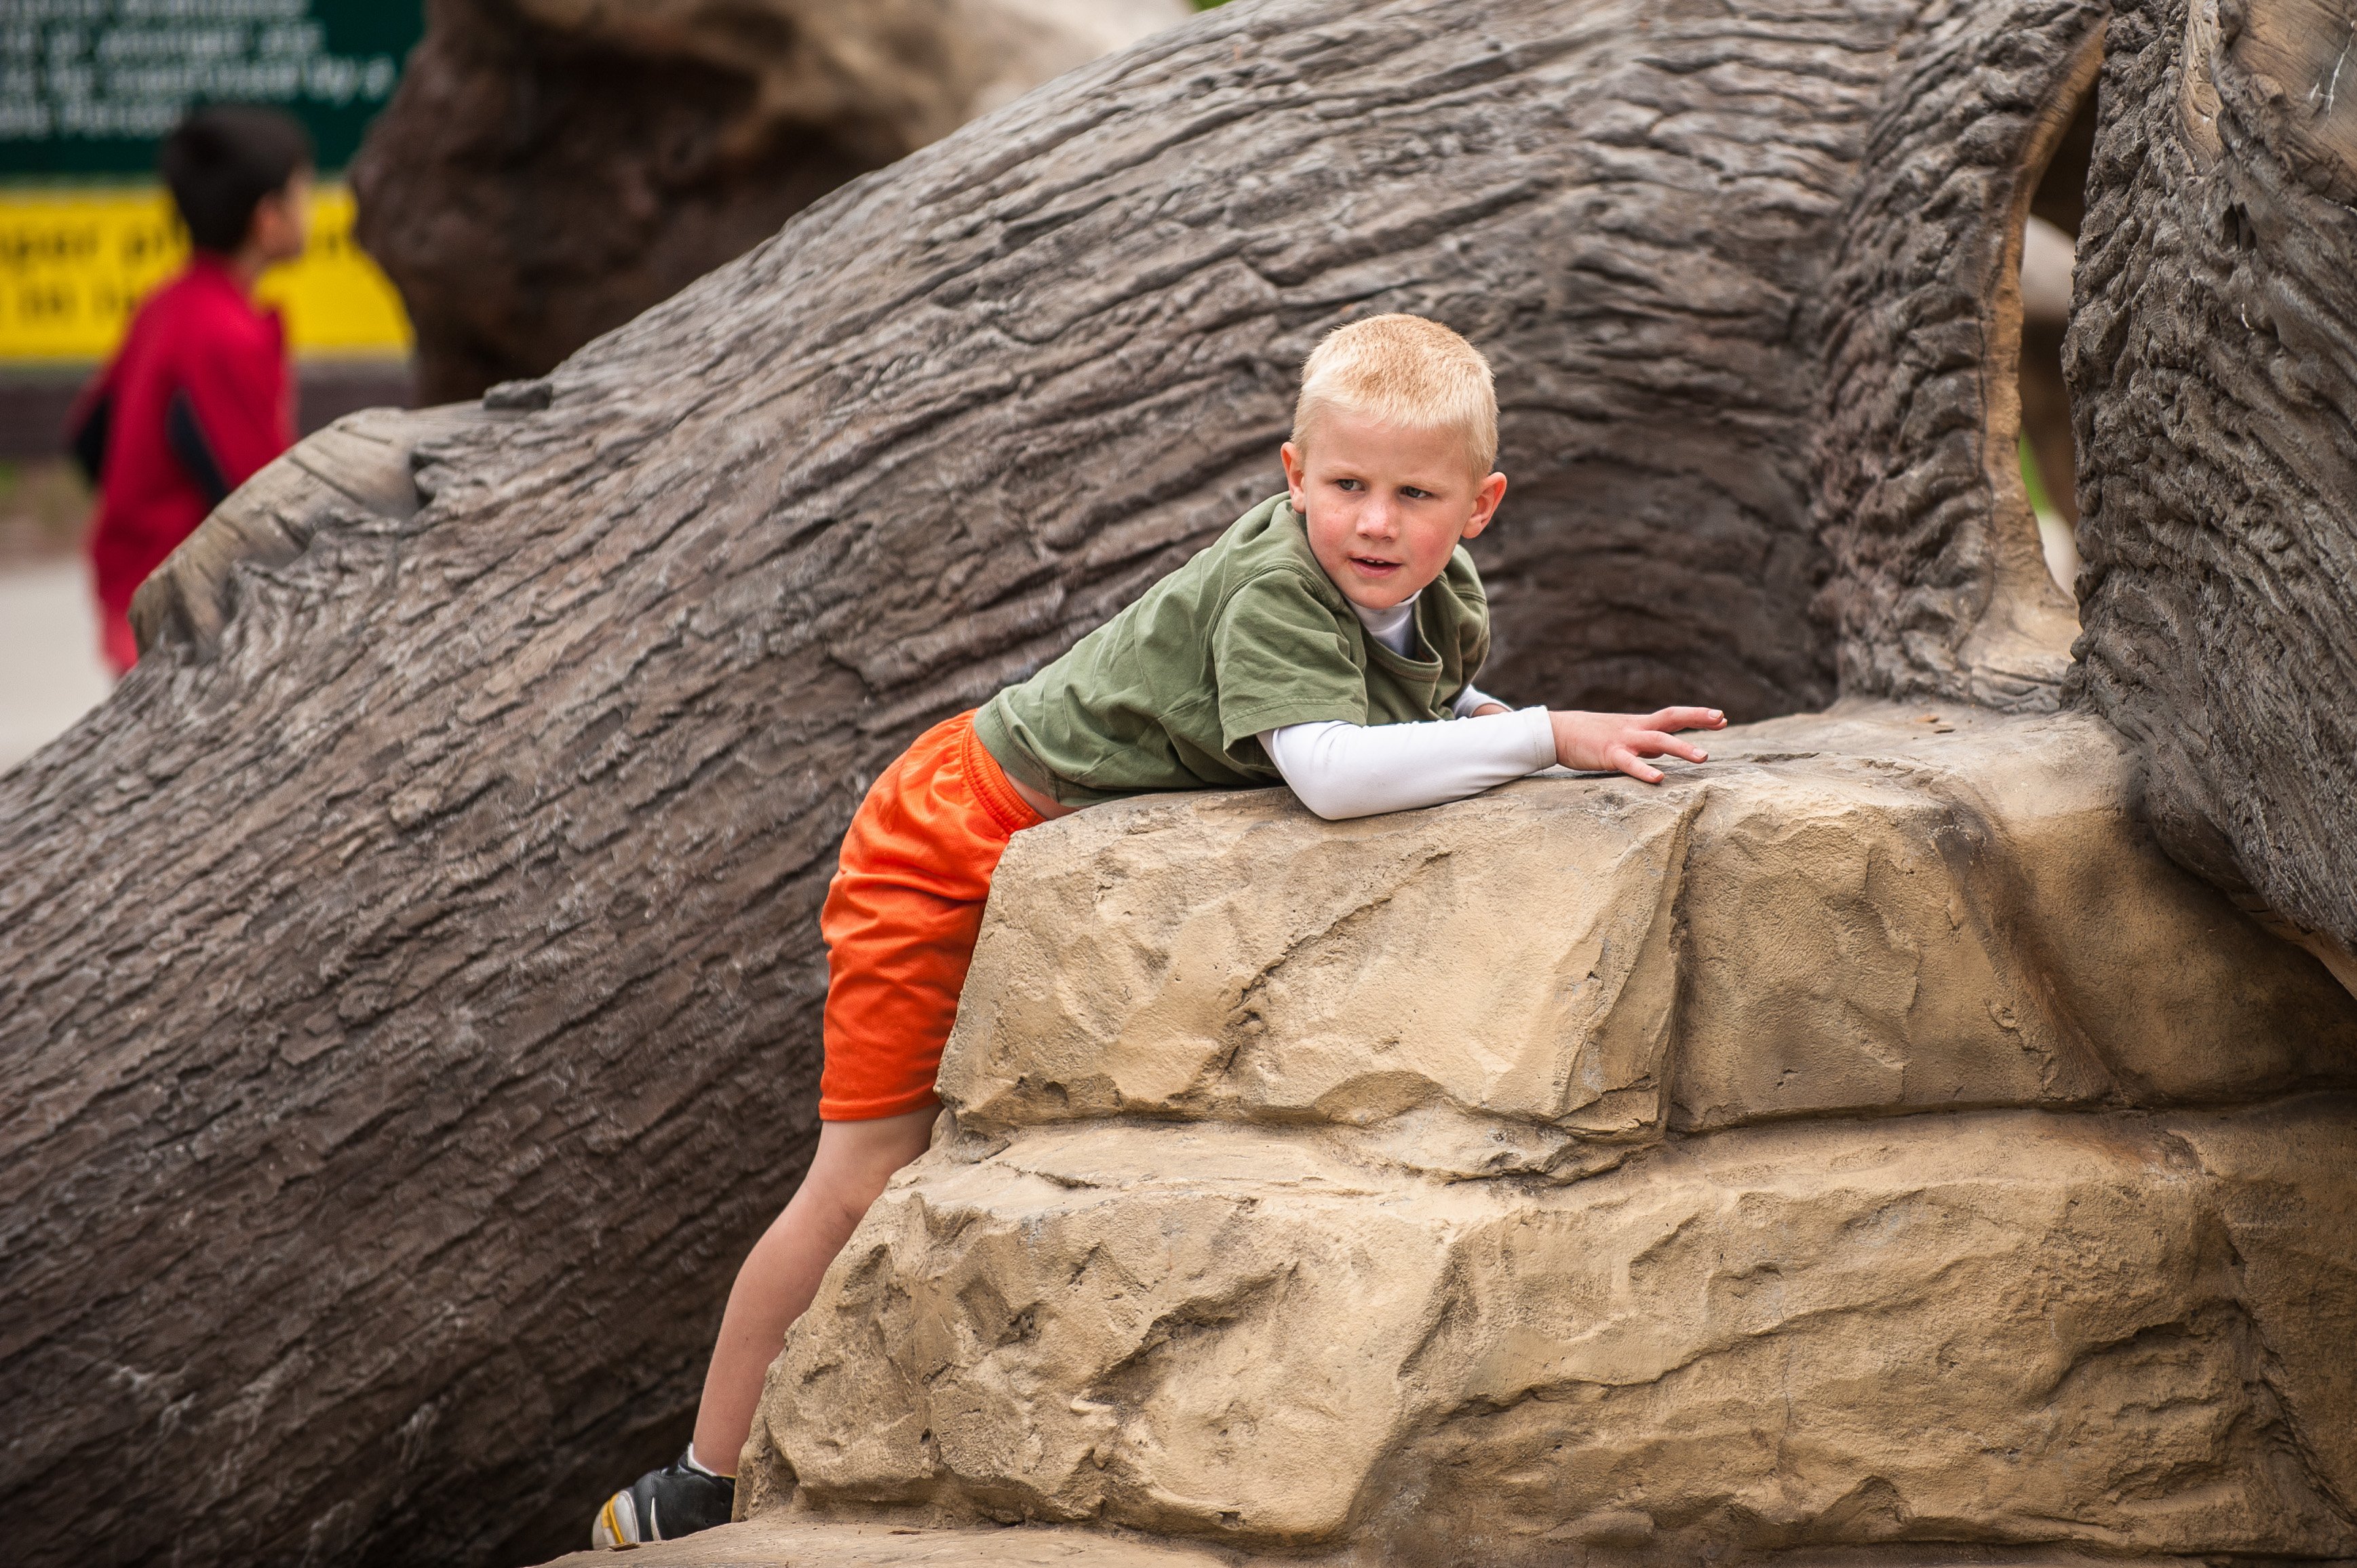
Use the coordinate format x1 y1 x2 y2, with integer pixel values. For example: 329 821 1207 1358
0 560 111 775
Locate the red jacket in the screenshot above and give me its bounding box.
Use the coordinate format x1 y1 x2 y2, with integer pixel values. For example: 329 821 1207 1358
73 254 294 673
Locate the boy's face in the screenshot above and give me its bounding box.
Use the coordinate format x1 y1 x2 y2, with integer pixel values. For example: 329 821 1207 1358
1282 411 1508 610
248 167 311 267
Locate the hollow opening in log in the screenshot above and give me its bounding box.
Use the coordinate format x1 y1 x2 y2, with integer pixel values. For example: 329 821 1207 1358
2010 61 2103 603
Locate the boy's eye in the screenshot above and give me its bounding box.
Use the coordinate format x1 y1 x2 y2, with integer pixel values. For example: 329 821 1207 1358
1334 477 1363 492
1399 486 1432 501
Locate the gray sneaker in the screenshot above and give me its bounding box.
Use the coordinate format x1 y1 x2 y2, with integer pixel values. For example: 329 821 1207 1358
591 1447 736 1544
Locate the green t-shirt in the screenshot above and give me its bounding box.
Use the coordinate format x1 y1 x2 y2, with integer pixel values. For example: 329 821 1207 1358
973 494 1492 806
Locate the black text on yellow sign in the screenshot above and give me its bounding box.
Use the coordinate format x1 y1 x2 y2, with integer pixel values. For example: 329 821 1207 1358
0 182 411 361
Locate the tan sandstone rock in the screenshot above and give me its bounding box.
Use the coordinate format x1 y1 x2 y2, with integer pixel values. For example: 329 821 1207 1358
540 1516 2194 1566
735 705 2357 1563
543 1513 1251 1566
752 1106 2357 1560
942 703 2357 1167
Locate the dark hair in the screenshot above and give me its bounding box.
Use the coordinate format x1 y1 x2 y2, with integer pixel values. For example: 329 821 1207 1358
160 105 313 253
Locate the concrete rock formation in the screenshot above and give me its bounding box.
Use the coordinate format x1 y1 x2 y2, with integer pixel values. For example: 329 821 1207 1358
352 0 1192 402
547 1516 1249 1566
936 709 2354 1143
743 706 2357 1561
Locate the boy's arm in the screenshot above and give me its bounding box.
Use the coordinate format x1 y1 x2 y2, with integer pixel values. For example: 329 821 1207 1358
1264 704 1728 820
170 321 293 504
66 357 121 485
1452 682 1508 718
1262 709 1555 820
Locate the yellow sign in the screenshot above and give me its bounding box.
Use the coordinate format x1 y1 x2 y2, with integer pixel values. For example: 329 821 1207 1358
0 182 412 361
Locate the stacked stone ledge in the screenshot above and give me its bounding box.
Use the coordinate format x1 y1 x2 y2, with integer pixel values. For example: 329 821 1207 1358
726 703 2357 1565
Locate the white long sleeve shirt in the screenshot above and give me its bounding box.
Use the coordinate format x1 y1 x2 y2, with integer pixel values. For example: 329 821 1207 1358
1260 593 1557 820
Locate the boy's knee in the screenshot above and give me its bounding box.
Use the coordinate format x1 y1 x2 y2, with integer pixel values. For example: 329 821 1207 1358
806 1113 933 1218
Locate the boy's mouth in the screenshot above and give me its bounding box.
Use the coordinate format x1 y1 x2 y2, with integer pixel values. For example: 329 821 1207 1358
1350 555 1402 574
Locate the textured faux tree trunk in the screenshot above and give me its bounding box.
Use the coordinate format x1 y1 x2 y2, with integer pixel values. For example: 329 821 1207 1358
1810 0 2101 708
2067 0 2357 989
1 1 2341 1565
351 0 1190 404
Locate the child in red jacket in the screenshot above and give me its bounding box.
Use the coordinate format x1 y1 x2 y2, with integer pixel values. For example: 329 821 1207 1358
72 106 311 673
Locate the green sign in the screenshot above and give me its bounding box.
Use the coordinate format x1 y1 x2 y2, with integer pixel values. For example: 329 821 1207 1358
0 1 423 179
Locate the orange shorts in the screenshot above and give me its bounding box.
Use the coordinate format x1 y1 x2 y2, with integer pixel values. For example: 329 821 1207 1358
817 711 1044 1121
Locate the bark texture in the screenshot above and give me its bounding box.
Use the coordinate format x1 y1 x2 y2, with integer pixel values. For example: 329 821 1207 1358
351 0 1191 404
1810 0 2101 708
0 1 2294 1565
2067 0 2357 981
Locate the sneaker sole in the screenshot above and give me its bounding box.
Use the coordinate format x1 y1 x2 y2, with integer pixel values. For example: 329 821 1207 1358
593 1491 638 1547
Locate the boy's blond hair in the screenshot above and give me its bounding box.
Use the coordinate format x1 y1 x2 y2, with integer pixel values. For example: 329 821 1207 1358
1291 314 1498 477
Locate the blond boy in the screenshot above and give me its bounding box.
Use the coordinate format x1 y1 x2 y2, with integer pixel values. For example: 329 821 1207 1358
593 315 1723 1543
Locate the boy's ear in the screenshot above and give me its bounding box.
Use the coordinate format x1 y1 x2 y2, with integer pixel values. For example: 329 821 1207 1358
1460 471 1508 540
1281 440 1308 509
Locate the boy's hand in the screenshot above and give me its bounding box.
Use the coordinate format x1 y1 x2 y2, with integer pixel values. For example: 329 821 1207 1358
1548 707 1726 784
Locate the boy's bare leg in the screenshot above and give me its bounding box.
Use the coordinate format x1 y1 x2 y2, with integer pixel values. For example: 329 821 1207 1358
690 1105 939 1473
